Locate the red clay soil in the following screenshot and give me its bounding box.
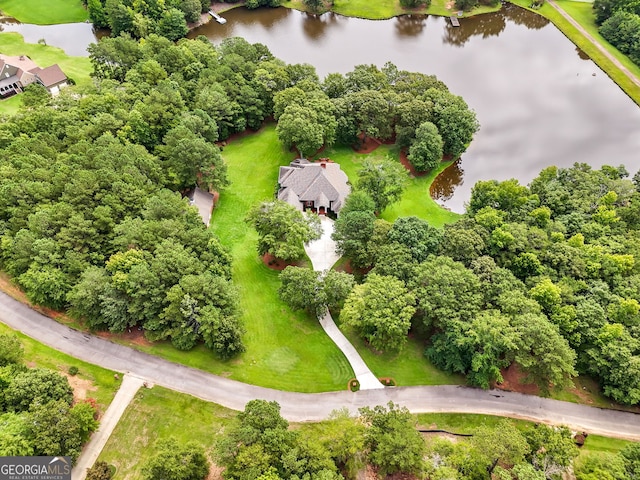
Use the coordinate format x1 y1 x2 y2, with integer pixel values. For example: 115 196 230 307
399 149 428 178
494 364 540 396
261 253 298 271
353 135 382 154
96 328 153 348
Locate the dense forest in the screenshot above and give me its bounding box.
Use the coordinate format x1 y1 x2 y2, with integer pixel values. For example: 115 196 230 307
593 0 640 66
310 164 640 404
0 335 98 460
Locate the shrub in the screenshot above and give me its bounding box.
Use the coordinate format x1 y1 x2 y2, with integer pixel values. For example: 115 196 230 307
68 366 79 376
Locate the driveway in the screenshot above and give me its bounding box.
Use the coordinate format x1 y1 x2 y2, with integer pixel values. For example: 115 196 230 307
305 216 384 390
1 291 639 440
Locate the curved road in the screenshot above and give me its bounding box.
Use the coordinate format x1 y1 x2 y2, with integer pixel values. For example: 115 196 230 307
1 291 639 440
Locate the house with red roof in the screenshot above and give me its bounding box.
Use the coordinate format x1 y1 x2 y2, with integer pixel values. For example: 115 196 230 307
0 54 68 98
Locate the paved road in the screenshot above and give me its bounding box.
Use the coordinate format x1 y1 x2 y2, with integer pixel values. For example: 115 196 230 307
1 291 639 440
547 0 640 89
72 374 145 480
305 216 383 390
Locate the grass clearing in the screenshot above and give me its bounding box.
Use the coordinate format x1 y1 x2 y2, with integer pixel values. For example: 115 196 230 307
0 0 88 24
0 322 118 411
340 323 465 386
508 0 640 106
283 0 501 19
210 124 353 392
0 33 93 115
315 144 461 226
99 386 236 479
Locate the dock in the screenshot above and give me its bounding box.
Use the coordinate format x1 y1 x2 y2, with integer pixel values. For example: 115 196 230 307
449 16 460 27
208 10 227 24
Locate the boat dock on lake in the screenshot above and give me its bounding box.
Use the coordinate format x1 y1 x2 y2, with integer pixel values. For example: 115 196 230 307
450 16 460 27
208 11 227 24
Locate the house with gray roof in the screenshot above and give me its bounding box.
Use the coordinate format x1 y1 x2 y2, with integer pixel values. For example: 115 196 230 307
277 159 350 216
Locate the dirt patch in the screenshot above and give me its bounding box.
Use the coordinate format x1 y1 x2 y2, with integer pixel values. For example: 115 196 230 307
206 461 225 480
262 253 299 271
96 328 153 348
399 149 428 178
353 135 382 154
63 373 98 403
421 431 462 443
494 364 540 396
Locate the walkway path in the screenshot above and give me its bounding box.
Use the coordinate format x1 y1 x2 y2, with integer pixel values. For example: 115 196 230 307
1 291 640 440
305 216 384 390
72 375 146 480
547 0 640 89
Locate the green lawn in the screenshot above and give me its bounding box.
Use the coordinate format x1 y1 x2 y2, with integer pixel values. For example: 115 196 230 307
315 145 461 227
0 32 93 115
0 0 88 24
99 386 236 479
509 0 640 106
0 323 118 411
209 124 354 392
341 324 465 386
283 0 501 19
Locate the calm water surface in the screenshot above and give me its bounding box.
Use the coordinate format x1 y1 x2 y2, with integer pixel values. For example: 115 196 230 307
191 6 640 212
0 19 97 57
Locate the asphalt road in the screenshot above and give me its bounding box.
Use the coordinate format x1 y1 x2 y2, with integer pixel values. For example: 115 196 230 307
1 291 639 440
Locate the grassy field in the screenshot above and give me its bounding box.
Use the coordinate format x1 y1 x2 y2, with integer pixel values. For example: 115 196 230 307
0 323 118 411
210 124 354 392
509 0 640 106
314 144 461 227
283 0 501 19
341 324 465 386
0 0 88 24
0 33 93 115
99 386 236 479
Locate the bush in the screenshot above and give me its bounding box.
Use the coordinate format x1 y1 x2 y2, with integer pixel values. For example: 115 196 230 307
86 461 113 480
68 366 79 376
349 379 360 392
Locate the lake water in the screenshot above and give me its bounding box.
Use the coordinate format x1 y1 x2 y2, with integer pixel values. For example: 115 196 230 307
3 5 639 211
191 5 640 211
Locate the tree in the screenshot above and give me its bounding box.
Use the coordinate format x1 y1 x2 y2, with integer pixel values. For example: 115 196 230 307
356 157 409 213
472 420 529 476
388 216 442 263
332 210 377 268
279 266 325 317
425 88 479 159
359 403 426 477
407 121 443 172
143 438 209 480
0 334 23 367
621 442 640 479
341 274 415 352
159 126 228 191
157 8 189 41
246 200 322 262
279 268 354 318
20 83 50 109
180 0 202 23
276 104 325 158
524 424 578 479
27 399 97 461
86 461 113 480
511 313 577 393
4 368 73 412
304 0 325 12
